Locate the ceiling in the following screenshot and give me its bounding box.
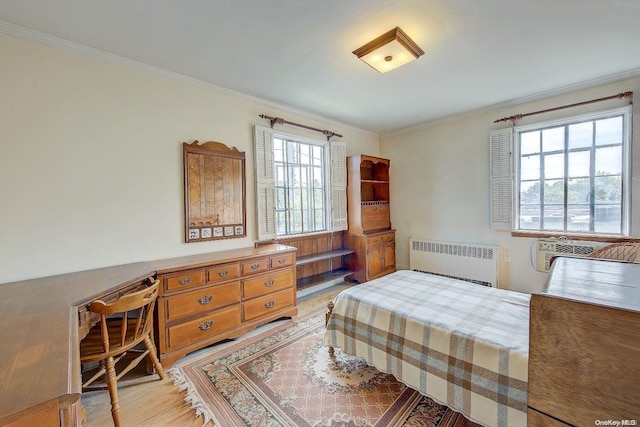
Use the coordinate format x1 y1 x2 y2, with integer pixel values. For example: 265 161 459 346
2 0 640 135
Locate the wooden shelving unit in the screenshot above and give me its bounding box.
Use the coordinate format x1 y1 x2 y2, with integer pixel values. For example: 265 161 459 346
345 155 396 283
256 231 354 291
296 248 354 290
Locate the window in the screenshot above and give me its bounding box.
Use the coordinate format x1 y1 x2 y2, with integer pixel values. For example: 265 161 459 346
254 125 346 241
273 136 327 235
511 107 631 236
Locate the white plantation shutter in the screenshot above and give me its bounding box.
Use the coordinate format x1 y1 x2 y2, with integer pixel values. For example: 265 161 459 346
330 141 347 231
490 128 513 230
254 125 276 240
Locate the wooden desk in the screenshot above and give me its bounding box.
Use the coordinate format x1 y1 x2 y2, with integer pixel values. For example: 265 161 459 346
0 244 297 426
0 263 154 426
528 257 640 425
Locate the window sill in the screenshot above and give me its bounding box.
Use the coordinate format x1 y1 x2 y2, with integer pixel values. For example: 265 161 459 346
511 230 638 243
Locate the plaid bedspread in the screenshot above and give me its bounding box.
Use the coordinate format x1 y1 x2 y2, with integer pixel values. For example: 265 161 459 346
323 270 529 427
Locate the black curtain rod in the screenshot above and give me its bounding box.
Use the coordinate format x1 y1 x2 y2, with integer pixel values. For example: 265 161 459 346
259 114 343 140
494 91 633 124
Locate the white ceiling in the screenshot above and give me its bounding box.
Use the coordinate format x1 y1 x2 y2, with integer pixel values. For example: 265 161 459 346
2 0 640 135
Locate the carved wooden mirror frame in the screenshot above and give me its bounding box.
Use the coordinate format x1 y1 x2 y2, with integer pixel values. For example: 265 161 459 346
183 140 246 243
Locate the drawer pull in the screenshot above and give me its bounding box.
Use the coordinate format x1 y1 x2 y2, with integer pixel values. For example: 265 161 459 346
197 295 214 305
199 320 214 330
179 277 192 285
251 263 260 270
218 270 228 277
264 300 276 309
278 258 286 264
264 279 275 287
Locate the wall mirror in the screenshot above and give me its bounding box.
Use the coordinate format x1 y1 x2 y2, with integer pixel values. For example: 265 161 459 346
183 140 246 243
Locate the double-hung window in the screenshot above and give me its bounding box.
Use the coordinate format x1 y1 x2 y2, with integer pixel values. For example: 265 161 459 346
254 125 347 240
491 106 632 236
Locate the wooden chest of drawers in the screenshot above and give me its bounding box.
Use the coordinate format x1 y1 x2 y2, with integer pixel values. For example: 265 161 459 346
152 244 297 367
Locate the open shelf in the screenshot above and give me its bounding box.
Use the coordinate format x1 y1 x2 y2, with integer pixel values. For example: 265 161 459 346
256 231 353 292
296 268 354 291
297 248 355 266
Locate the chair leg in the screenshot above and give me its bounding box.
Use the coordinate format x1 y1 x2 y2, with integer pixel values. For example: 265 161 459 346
144 335 165 379
104 356 121 427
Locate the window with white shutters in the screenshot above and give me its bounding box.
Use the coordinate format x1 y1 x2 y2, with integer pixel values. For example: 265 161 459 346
254 125 347 240
490 106 631 236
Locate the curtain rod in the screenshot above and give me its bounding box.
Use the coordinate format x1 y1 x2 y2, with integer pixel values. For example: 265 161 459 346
259 114 343 140
494 91 633 124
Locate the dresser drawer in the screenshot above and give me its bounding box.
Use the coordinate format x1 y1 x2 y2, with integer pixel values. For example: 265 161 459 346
163 269 205 292
366 231 394 246
270 253 294 268
207 263 240 284
243 289 295 322
240 257 269 275
164 281 241 321
166 305 241 349
242 269 293 299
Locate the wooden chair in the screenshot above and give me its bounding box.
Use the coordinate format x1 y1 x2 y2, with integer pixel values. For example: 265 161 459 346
80 277 164 427
588 242 640 263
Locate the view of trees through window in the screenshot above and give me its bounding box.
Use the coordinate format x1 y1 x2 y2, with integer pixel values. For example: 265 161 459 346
273 137 326 236
518 114 625 234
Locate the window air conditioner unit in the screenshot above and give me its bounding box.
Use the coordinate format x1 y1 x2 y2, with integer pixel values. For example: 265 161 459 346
535 240 598 272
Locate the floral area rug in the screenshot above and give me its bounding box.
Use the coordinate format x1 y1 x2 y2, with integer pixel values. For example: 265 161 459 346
170 308 479 427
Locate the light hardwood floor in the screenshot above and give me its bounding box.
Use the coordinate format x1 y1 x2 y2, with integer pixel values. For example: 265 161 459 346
81 283 352 426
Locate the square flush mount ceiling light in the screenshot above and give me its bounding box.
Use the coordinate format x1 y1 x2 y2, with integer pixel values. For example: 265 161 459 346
353 26 425 73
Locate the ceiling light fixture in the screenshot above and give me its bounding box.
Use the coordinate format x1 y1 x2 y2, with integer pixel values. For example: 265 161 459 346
352 26 424 74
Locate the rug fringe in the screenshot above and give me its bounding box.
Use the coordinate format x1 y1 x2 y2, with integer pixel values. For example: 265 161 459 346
169 367 215 427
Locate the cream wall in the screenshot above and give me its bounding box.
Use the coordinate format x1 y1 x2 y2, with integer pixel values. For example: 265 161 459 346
0 33 379 284
381 76 640 294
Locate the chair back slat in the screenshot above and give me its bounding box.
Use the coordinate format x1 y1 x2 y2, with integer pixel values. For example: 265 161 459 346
100 316 110 352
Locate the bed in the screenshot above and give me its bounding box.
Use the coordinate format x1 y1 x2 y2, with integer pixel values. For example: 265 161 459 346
323 269 530 427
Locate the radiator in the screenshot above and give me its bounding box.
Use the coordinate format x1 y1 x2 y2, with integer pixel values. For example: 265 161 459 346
409 238 500 287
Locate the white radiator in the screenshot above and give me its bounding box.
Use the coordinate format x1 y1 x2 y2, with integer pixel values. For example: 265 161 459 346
409 238 500 287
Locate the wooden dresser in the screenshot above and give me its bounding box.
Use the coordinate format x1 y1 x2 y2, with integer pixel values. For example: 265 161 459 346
150 244 297 367
528 256 640 425
344 155 396 282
